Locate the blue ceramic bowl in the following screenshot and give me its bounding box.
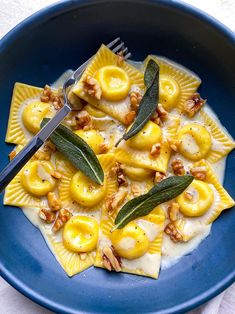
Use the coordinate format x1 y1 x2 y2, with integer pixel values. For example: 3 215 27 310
0 1 234 313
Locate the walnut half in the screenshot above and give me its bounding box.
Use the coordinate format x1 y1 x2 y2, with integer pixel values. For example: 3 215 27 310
102 246 122 272
164 222 183 243
52 209 72 233
190 166 207 181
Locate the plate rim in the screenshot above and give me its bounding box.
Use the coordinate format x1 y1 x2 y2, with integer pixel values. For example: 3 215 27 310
0 0 234 313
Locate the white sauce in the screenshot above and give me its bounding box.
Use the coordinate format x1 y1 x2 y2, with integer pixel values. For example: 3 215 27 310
181 134 200 154
122 253 161 277
136 219 160 241
119 237 136 250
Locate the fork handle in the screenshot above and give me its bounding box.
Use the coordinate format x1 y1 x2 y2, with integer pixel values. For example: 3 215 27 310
0 136 44 193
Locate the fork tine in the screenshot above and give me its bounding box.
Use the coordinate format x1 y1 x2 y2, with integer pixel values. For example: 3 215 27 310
112 41 125 53
121 47 128 55
106 37 121 49
124 52 132 60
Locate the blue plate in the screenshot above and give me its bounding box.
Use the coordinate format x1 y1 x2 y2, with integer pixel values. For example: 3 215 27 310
0 1 234 313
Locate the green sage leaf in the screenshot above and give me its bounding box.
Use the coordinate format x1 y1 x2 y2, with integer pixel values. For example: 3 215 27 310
115 59 159 146
41 118 104 185
114 175 194 229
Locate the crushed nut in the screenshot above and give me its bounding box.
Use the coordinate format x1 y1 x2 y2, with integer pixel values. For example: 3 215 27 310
52 208 72 233
164 222 183 243
168 139 179 152
44 140 56 152
171 158 185 176
167 202 180 222
9 150 16 161
184 93 206 117
105 187 128 214
124 110 136 125
190 166 207 181
184 191 193 201
102 246 122 272
150 143 161 157
83 75 102 100
39 208 56 224
154 171 166 183
47 192 62 211
131 183 142 197
151 104 168 126
99 142 109 154
130 91 142 111
40 85 63 110
110 162 128 187
34 149 51 161
51 170 62 180
73 110 93 130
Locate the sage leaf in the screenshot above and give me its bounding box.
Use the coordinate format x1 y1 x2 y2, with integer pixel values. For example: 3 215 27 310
115 59 159 146
114 175 194 229
41 118 104 185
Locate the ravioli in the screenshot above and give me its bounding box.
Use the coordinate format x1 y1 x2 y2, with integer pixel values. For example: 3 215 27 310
115 116 179 173
95 206 165 279
69 44 145 124
4 160 57 207
5 83 43 144
175 112 235 163
200 110 235 163
56 153 118 212
170 160 235 242
144 55 201 112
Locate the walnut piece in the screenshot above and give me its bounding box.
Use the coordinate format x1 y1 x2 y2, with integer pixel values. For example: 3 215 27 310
9 150 16 161
151 104 168 126
73 110 93 130
51 170 62 180
171 159 185 176
34 149 51 161
124 110 136 125
102 246 122 272
168 139 179 152
39 208 56 224
52 208 72 233
154 171 166 183
167 202 180 222
190 166 207 181
99 143 109 154
150 143 161 157
110 162 128 187
184 191 193 201
83 75 102 100
44 140 57 152
130 91 142 111
40 85 63 110
105 187 128 214
47 192 62 211
184 93 206 117
164 222 183 243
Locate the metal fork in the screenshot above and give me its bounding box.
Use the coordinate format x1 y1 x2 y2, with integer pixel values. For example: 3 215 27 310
0 38 131 192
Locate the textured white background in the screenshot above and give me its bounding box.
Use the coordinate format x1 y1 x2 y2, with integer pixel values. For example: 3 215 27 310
0 1 234 313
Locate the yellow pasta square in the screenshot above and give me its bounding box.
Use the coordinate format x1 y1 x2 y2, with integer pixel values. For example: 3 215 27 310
95 206 165 279
70 45 145 124
5 83 43 145
144 55 201 112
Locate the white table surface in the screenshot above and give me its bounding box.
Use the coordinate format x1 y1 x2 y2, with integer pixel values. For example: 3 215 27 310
0 1 234 314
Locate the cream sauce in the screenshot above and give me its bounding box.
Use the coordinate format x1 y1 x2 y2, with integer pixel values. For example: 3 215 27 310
122 253 161 277
136 219 160 241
